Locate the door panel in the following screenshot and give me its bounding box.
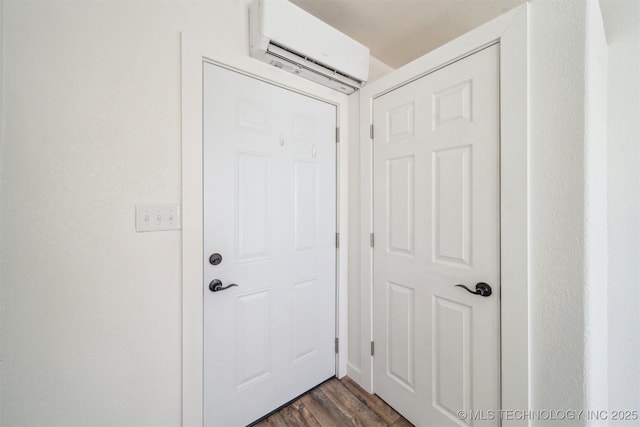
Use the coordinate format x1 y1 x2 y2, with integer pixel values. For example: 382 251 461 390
373 44 500 427
292 160 318 252
237 152 271 262
387 156 415 255
433 296 472 418
386 281 415 390
203 64 336 427
433 145 472 266
235 289 272 389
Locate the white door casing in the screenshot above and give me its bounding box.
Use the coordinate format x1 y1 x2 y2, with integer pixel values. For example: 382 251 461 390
203 64 336 426
372 45 500 426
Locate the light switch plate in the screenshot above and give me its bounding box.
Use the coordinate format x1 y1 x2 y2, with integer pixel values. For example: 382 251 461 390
136 204 181 232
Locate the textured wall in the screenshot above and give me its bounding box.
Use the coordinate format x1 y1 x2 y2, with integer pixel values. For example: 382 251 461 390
0 1 249 425
529 1 611 421
529 1 591 418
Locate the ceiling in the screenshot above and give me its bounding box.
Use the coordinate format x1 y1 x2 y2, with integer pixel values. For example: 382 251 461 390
289 0 526 69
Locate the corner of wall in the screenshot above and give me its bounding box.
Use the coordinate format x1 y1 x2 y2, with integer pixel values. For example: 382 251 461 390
368 55 394 83
346 92 362 383
601 0 640 413
583 0 609 412
0 0 5 422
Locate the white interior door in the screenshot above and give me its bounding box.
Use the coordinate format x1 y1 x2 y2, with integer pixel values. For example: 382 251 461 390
372 44 500 427
203 64 337 426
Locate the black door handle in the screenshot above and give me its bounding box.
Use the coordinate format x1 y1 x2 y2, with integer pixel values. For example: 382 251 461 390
209 279 239 292
455 282 492 297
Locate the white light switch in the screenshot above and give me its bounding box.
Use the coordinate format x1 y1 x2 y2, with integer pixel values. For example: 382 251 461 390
136 204 181 232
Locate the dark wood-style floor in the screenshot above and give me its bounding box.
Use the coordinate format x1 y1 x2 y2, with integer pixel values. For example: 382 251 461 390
254 377 414 427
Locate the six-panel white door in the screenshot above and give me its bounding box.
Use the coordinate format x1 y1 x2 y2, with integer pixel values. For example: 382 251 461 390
203 64 337 426
372 44 501 427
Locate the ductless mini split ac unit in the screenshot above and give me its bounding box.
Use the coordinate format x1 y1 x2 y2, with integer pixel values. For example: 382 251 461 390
249 0 370 94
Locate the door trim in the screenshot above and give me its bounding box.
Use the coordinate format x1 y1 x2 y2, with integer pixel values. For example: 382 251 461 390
180 34 350 427
356 4 529 423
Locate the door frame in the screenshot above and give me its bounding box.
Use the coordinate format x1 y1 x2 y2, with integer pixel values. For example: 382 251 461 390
356 4 529 421
180 34 350 427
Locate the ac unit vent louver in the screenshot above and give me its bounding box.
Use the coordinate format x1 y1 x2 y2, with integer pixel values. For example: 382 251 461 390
249 0 369 94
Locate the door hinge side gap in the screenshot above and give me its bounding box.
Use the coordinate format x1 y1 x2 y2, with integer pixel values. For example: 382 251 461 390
335 338 339 354
371 341 375 356
370 233 375 248
336 232 340 249
370 124 374 139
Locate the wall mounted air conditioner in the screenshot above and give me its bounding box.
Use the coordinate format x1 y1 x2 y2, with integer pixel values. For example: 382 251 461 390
249 0 369 94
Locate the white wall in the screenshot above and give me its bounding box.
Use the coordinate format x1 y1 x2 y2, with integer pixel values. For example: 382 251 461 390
600 0 640 413
0 1 251 425
528 1 612 418
368 55 394 82
529 1 589 415
0 0 4 422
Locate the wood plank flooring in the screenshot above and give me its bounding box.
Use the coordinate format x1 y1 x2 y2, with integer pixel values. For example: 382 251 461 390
253 377 414 427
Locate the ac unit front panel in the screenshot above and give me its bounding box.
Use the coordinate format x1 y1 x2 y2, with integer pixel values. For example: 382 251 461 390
250 0 369 84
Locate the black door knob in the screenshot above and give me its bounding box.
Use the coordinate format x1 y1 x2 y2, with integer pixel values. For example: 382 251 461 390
209 253 223 265
455 282 492 297
209 279 239 292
